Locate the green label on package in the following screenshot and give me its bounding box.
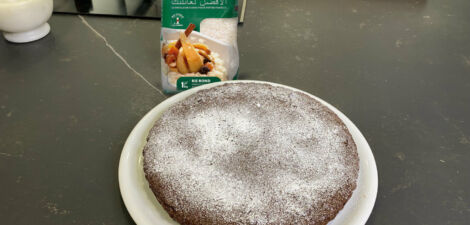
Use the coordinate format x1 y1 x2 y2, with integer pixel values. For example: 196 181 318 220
162 0 238 31
176 77 221 90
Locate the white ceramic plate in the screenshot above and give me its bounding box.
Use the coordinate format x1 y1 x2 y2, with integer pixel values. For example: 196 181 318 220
118 80 378 225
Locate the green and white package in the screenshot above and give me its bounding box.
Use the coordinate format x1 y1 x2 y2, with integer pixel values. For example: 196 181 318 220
161 0 239 93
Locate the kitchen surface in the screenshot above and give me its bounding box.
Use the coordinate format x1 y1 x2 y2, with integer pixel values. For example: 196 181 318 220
1 0 470 224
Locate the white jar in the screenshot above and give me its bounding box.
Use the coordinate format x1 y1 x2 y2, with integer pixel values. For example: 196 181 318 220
0 0 53 43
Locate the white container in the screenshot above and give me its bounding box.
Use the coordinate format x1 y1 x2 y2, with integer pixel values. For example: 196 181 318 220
0 0 53 43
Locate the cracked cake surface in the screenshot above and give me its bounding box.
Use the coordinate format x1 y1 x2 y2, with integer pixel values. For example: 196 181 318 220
143 82 359 225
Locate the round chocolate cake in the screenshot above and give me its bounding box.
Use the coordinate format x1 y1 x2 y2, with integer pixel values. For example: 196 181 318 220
143 82 359 225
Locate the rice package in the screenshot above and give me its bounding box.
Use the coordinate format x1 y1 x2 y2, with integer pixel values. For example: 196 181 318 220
161 0 239 93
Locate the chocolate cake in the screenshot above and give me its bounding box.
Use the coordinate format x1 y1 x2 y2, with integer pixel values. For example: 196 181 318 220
143 82 359 225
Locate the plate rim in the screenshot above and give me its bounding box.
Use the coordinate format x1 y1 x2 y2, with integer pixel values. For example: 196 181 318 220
118 80 378 225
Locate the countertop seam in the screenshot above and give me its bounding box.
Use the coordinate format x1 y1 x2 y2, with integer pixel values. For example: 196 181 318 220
77 15 166 98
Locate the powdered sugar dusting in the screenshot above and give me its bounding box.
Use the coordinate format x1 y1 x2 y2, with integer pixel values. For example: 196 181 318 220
143 83 359 225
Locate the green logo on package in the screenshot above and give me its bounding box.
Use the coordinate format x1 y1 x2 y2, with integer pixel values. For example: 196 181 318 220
162 0 238 30
177 77 221 90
